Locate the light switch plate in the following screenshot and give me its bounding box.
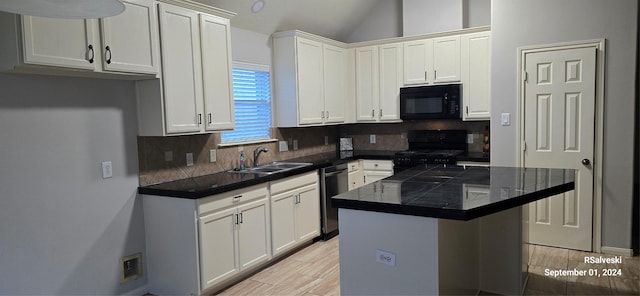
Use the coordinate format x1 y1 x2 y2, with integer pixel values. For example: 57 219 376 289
101 161 113 179
186 153 194 167
370 134 376 144
501 113 511 126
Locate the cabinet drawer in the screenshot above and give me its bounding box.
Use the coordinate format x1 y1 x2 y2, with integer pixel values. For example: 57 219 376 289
270 171 318 195
361 160 393 171
347 161 360 172
198 184 268 215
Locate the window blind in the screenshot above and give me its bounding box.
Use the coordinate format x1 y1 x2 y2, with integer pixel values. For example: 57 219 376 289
222 66 272 143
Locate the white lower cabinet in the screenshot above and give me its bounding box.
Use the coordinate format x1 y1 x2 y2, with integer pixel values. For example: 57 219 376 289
270 171 320 256
198 189 270 291
347 161 364 190
361 159 394 185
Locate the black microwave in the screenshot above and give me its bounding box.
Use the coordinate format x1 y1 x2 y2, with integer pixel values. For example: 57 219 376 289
400 84 461 120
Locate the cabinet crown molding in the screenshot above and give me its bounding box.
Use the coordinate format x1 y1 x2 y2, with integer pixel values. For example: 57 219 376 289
157 0 236 18
272 30 348 48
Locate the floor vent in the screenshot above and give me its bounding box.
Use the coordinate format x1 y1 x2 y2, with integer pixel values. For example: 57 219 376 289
120 253 142 283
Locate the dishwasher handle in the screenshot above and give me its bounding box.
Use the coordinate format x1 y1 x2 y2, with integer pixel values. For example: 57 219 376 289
324 169 347 177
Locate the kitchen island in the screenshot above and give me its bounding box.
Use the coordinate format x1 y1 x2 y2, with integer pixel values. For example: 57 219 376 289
332 165 575 295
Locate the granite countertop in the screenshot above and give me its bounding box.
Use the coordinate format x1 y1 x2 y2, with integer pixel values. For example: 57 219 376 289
138 150 398 199
332 165 574 221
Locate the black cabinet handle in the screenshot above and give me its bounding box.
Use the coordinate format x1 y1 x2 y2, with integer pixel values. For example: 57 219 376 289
198 113 202 125
105 46 112 64
239 212 243 224
208 113 212 124
87 45 94 64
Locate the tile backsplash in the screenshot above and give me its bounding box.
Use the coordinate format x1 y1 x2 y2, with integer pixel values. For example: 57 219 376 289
137 120 489 185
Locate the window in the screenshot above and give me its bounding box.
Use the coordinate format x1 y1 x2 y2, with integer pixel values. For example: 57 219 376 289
222 62 272 143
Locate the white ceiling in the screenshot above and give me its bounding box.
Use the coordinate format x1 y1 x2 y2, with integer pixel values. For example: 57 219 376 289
200 0 386 41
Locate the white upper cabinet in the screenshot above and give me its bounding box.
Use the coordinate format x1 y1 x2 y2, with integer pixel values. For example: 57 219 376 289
137 1 235 136
461 32 491 120
21 17 98 70
355 43 402 122
403 39 432 85
433 35 461 83
200 13 234 131
273 32 347 127
0 0 160 77
100 0 160 74
403 36 461 85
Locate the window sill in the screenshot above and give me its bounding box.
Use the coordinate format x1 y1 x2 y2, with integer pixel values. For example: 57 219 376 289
218 138 278 148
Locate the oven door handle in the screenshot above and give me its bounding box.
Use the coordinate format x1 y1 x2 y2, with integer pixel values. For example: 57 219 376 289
324 169 347 177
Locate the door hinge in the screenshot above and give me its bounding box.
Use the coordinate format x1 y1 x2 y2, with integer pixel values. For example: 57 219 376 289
522 141 527 152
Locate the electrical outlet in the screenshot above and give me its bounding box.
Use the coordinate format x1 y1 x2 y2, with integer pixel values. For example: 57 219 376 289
279 141 289 152
209 149 217 163
293 139 298 150
467 134 474 144
370 134 376 144
186 153 194 167
376 249 396 266
164 151 173 162
101 161 113 179
324 135 329 146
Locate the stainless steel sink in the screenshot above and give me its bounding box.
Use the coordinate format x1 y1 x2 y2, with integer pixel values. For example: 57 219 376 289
229 162 312 175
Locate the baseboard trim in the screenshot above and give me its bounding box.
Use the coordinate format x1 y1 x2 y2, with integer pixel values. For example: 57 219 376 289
601 246 634 257
120 285 148 296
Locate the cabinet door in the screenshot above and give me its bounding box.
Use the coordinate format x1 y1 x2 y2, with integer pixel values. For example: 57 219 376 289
363 171 393 185
403 39 432 85
200 13 235 131
433 36 461 83
295 184 320 241
323 44 346 124
296 38 324 125
199 207 238 290
348 170 363 190
378 43 403 121
100 0 159 74
270 191 296 256
237 198 270 270
355 46 379 121
158 3 204 134
461 32 491 120
21 16 96 70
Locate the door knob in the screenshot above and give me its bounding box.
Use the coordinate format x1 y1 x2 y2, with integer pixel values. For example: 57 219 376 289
581 159 591 166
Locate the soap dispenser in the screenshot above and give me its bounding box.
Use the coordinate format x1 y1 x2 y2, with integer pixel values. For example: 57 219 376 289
239 151 246 170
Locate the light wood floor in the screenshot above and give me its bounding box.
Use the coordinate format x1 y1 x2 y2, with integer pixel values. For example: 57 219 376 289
216 236 340 296
217 236 639 296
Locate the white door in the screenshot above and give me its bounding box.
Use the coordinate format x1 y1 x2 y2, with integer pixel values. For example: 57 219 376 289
323 44 347 124
21 16 96 70
433 36 461 83
524 47 596 251
198 207 238 290
295 184 320 242
296 38 324 125
200 13 235 131
237 198 270 270
100 0 159 74
355 46 379 121
378 43 403 121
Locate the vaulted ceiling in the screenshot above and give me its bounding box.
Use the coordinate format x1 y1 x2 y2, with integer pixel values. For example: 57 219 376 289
200 0 387 41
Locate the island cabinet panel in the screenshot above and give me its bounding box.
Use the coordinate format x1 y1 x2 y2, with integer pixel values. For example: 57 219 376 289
270 171 320 256
0 0 160 77
272 32 348 127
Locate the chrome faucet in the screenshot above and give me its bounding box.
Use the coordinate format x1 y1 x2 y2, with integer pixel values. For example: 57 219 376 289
253 146 269 167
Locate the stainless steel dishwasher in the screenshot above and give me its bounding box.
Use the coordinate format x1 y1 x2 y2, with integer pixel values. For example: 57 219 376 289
320 163 348 240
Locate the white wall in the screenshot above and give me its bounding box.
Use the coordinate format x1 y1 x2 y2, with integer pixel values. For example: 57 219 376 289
0 74 145 294
402 0 463 36
463 0 491 28
491 0 637 250
231 27 272 66
344 0 403 43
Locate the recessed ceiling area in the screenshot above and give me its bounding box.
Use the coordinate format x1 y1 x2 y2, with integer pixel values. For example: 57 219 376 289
201 0 389 41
